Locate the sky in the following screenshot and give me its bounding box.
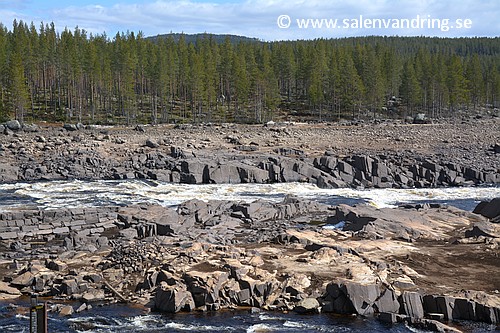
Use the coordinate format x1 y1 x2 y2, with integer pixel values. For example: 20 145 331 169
0 0 498 40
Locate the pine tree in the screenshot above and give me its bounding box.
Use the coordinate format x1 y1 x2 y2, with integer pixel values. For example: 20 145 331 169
0 23 8 121
400 59 421 118
447 55 469 113
466 54 484 111
8 51 30 122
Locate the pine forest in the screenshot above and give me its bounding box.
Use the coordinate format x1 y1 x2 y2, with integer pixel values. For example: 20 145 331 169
0 20 499 125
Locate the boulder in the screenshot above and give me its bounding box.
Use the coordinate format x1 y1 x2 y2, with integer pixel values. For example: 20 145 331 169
294 297 320 314
59 305 74 316
400 291 424 319
413 113 429 124
145 139 159 148
5 120 22 131
63 123 78 131
153 282 196 313
11 271 34 287
82 288 105 302
0 281 22 297
473 198 500 221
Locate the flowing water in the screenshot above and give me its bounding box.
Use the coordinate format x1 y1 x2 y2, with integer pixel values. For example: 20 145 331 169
0 180 499 332
0 180 498 211
0 301 495 333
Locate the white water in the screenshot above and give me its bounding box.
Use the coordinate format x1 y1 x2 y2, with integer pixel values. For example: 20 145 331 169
0 180 498 211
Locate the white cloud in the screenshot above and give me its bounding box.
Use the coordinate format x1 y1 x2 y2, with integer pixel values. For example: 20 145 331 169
1 0 497 39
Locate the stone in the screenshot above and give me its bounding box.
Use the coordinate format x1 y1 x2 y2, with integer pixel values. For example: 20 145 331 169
401 291 424 319
0 281 21 296
82 288 105 302
473 198 500 220
294 297 320 314
153 283 196 313
76 303 88 313
61 279 80 295
46 260 68 272
452 298 475 321
344 282 380 316
5 120 22 131
59 305 74 316
11 271 34 287
63 123 78 131
145 139 159 148
413 113 429 124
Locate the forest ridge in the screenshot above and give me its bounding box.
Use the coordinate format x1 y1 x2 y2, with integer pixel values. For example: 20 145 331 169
0 20 499 125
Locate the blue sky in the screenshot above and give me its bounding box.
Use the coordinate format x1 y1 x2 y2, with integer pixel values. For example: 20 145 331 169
0 0 498 40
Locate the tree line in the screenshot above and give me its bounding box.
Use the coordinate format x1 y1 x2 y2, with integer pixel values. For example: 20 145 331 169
0 20 499 125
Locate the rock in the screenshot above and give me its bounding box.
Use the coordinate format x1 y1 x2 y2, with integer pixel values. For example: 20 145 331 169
61 279 80 295
63 123 78 131
236 145 258 152
413 113 429 124
46 260 68 272
473 198 500 221
5 120 22 131
153 282 196 313
145 139 159 148
401 291 424 319
451 298 476 321
59 305 74 316
22 123 39 132
134 125 145 132
294 297 320 314
0 164 18 182
82 288 105 302
11 271 34 287
76 303 88 313
0 281 21 296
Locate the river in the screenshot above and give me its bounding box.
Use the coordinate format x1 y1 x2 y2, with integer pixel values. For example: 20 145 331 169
0 180 499 332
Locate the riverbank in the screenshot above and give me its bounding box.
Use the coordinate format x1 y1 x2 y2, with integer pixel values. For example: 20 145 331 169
0 118 499 331
0 191 499 331
0 118 499 189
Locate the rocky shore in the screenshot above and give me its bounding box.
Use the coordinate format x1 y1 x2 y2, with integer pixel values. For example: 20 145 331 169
0 118 499 189
0 118 499 331
0 195 499 331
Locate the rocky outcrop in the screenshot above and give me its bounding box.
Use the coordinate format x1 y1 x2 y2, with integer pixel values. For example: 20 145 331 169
0 122 498 188
1 197 499 330
473 198 500 223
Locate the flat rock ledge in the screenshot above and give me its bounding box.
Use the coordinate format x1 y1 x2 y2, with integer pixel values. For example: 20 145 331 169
1 197 499 332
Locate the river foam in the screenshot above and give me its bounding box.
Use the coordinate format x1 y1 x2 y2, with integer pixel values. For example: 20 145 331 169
1 180 498 211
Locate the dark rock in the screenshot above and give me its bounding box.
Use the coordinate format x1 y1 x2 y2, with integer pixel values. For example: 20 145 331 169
236 145 258 152
400 291 424 319
134 125 145 132
5 120 22 131
63 123 78 131
145 139 159 148
153 283 195 313
473 198 500 221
